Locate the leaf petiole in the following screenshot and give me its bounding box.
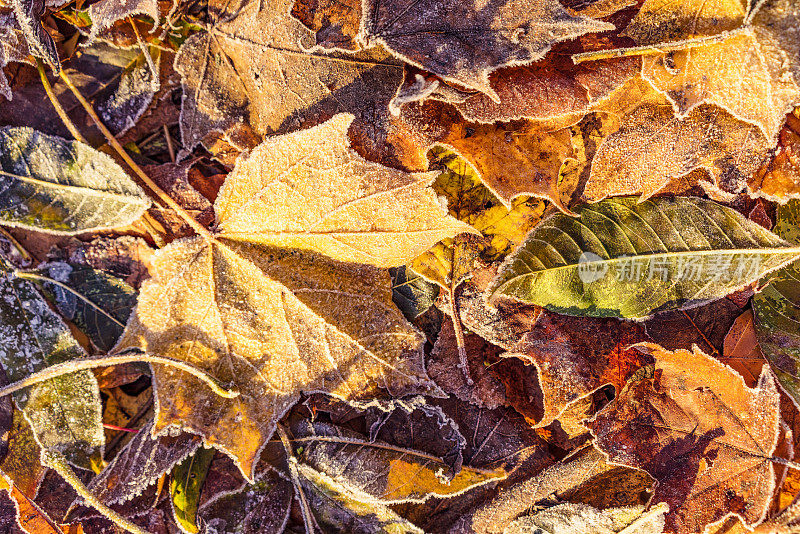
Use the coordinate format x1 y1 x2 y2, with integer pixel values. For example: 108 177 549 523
0 353 239 400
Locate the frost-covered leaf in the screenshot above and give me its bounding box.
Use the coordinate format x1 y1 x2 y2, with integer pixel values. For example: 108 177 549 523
624 0 746 45
0 8 30 101
442 121 575 212
21 262 136 353
505 312 648 427
585 102 769 202
0 259 103 468
214 114 472 267
490 196 800 319
113 114 467 479
87 0 163 43
295 461 424 534
640 29 800 140
197 466 292 534
449 46 638 124
290 419 505 503
753 200 800 406
9 0 59 70
175 0 404 156
588 344 781 533
506 503 667 534
358 0 614 99
75 420 200 519
0 127 151 233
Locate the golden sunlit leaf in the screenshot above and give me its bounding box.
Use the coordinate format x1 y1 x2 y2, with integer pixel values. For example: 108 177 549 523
114 114 468 478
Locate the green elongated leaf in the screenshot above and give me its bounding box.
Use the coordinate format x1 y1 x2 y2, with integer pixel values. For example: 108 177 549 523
0 258 104 469
19 262 137 352
171 446 215 534
490 197 800 319
753 200 800 406
0 127 151 234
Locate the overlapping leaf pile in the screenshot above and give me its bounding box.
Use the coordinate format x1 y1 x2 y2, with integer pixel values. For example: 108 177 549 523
1 0 800 532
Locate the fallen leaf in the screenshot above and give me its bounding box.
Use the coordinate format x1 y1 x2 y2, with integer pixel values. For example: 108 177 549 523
358 0 613 99
292 419 504 503
443 121 575 211
490 196 800 319
22 262 137 353
587 343 781 533
749 110 800 202
623 0 746 46
9 0 59 70
0 127 150 234
174 0 404 159
170 446 214 533
0 257 104 469
721 309 767 387
505 502 668 534
113 114 468 478
428 319 509 409
640 29 800 140
585 102 769 202
753 200 800 407
505 312 649 427
87 0 163 43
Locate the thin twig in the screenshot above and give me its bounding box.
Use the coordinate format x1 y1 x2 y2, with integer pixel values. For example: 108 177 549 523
0 353 239 400
36 59 86 143
571 28 747 64
44 452 149 534
164 125 176 163
448 284 473 386
278 425 317 534
57 69 215 241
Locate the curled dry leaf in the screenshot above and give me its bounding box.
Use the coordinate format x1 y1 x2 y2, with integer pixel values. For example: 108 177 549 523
113 114 469 479
587 343 781 533
358 0 614 100
623 0 746 46
721 309 766 388
9 0 59 71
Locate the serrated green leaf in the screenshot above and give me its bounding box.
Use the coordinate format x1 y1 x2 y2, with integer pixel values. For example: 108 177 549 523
0 127 150 234
491 197 800 319
19 262 137 352
171 446 215 534
753 200 800 406
0 259 104 469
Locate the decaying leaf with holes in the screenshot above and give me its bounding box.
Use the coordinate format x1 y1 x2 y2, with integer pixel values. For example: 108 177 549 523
113 114 471 478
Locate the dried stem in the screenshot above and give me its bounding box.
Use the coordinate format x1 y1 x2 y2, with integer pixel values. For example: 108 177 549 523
448 284 473 386
0 353 239 400
278 425 317 534
36 59 86 143
571 28 746 64
57 69 215 242
44 452 149 534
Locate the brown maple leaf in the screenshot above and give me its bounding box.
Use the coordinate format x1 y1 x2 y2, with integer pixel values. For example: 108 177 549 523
587 343 781 533
113 114 472 478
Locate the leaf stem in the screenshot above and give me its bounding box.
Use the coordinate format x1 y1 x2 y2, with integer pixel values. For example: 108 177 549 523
0 353 239 400
36 59 86 143
56 69 215 242
44 452 149 534
771 456 800 471
571 28 746 64
278 425 317 534
448 284 473 386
